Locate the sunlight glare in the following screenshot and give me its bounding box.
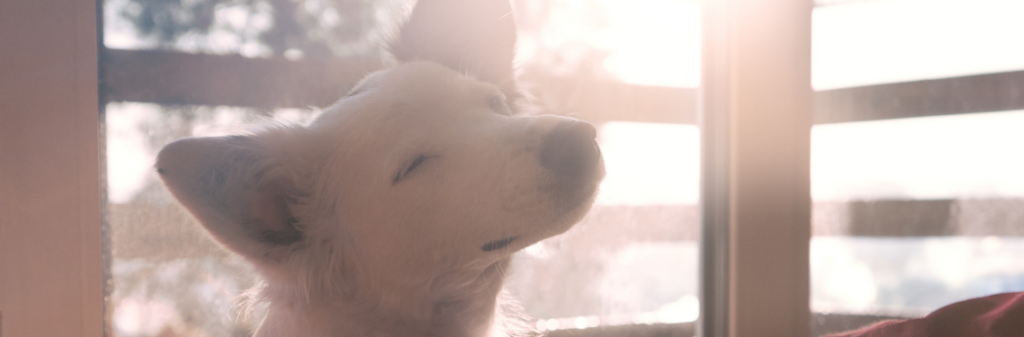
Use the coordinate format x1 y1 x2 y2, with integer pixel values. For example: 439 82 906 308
814 0 1024 90
812 110 1024 201
596 122 700 205
518 0 700 88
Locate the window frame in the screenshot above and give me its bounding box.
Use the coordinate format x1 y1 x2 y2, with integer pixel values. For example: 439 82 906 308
699 0 813 336
0 0 104 335
6 0 1024 335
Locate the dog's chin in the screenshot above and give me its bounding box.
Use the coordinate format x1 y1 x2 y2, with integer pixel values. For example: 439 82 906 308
479 183 599 255
540 170 604 238
558 179 601 210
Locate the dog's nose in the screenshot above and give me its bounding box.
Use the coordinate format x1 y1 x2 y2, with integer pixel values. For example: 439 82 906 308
539 120 600 176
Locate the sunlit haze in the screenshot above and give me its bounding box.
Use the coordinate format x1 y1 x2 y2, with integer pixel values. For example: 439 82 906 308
812 110 1024 201
814 0 1024 90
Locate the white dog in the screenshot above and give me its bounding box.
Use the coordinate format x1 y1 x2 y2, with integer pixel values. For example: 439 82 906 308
156 0 604 336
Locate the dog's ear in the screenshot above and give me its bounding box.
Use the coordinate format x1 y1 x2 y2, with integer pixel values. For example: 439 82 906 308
390 0 517 90
156 135 304 263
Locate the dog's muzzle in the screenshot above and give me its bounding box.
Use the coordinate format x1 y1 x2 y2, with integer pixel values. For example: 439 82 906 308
539 120 601 177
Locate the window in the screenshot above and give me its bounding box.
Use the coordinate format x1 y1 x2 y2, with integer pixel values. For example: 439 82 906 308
99 0 702 335
23 0 1023 336
810 0 1024 335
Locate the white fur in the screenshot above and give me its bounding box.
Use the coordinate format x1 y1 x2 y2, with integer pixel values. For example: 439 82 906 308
156 1 604 336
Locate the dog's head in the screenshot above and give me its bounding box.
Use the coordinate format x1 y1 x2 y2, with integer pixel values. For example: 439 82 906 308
156 0 603 299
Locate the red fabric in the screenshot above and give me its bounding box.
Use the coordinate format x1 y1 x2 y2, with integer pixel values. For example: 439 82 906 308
825 292 1024 337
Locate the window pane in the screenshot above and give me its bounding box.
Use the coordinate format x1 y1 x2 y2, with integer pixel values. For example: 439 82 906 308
102 0 700 335
810 113 1024 330
812 1 1024 335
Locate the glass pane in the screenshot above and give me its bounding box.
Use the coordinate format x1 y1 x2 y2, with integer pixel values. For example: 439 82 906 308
811 112 1024 333
812 1 1024 335
103 0 700 335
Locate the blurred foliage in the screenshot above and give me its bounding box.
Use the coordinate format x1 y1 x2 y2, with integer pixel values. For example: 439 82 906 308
114 0 614 80
118 0 382 57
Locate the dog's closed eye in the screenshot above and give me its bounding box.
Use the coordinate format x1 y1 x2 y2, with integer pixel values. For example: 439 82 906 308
393 155 431 184
487 95 510 115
